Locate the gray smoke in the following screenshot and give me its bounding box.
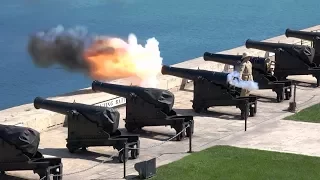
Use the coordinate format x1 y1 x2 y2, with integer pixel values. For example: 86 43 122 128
27 25 94 72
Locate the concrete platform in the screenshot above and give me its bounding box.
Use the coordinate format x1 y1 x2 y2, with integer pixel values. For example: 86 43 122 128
3 75 320 180
2 25 320 180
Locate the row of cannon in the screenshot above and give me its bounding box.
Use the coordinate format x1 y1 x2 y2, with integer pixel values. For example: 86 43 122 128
1 28 319 179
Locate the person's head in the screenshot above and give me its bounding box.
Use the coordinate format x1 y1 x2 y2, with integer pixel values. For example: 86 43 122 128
265 57 275 74
241 52 251 61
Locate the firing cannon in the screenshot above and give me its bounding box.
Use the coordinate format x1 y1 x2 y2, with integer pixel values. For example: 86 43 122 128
203 52 292 102
34 97 140 163
161 65 257 119
0 125 63 179
285 28 320 66
91 81 194 141
245 39 320 86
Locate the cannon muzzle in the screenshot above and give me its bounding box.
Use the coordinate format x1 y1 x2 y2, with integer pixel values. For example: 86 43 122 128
161 65 229 86
34 97 106 115
285 28 320 41
92 80 142 97
203 52 242 66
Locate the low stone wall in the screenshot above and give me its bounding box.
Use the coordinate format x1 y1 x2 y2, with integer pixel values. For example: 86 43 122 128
1 25 320 132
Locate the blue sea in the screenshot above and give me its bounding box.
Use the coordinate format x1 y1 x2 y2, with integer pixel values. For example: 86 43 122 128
0 0 318 110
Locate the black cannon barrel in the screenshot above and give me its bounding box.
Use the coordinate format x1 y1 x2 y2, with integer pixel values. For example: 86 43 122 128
203 52 267 72
285 28 320 41
161 65 229 86
246 39 315 65
92 80 142 97
203 52 242 66
92 80 175 114
245 39 300 52
34 97 106 115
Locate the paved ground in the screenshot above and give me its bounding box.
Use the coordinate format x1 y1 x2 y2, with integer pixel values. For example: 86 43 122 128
221 120 320 157
2 75 320 180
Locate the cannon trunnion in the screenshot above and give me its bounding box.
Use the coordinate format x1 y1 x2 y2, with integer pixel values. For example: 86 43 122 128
0 125 63 180
91 81 194 141
245 39 320 87
161 65 258 119
203 52 292 102
34 97 140 163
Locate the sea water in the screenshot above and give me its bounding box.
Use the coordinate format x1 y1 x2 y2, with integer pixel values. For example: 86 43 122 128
0 0 318 110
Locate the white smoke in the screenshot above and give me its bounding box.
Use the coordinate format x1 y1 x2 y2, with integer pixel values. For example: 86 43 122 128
227 71 259 91
126 33 163 88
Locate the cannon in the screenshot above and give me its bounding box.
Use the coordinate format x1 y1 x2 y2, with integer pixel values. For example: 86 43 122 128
0 125 63 180
91 81 194 141
161 65 258 119
285 28 320 66
245 39 320 86
203 52 292 102
33 97 140 163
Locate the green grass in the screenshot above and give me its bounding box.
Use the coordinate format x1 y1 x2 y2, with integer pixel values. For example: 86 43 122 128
284 103 320 122
150 145 320 180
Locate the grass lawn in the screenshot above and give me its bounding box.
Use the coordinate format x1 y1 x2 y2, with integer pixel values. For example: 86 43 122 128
151 145 320 180
284 103 320 123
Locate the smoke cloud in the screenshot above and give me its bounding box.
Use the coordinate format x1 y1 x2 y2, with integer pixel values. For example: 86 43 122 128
227 71 259 91
28 25 91 72
27 25 163 88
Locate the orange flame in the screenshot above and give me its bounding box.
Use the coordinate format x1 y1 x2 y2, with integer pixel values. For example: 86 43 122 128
83 34 162 87
83 37 137 80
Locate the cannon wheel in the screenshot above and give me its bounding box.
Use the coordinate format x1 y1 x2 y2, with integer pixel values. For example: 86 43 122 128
285 91 291 100
249 103 257 117
276 92 284 102
193 107 208 113
125 123 141 133
66 143 78 153
174 123 186 141
241 106 249 120
192 103 204 113
193 108 202 113
118 150 128 163
176 131 185 141
130 144 139 159
186 122 194 137
34 169 47 180
186 127 193 137
175 127 186 141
